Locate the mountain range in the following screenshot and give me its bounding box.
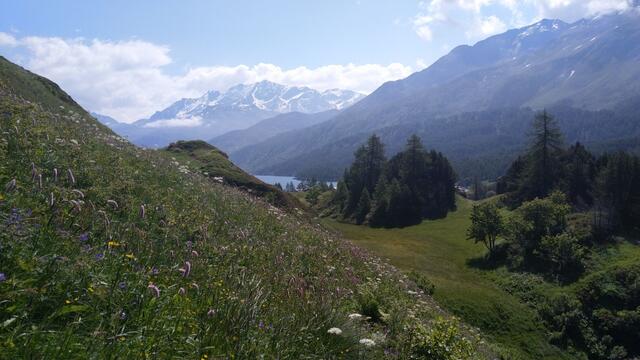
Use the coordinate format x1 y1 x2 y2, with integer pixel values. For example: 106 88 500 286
225 11 640 181
97 81 363 148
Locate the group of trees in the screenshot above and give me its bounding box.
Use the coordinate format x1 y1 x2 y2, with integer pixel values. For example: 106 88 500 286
497 110 640 233
468 110 640 359
333 134 456 227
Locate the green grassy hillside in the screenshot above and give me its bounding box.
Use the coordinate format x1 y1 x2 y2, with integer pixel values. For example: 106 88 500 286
324 197 574 359
0 55 489 358
162 140 299 209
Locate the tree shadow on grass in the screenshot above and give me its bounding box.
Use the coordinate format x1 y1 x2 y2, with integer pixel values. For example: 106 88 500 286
466 244 509 270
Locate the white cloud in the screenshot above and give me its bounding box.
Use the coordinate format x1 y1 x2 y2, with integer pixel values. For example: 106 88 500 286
413 0 635 41
144 116 203 128
479 15 507 35
5 35 413 123
0 32 18 46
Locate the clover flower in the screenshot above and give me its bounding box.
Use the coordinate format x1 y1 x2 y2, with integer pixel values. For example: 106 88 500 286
147 283 160 298
179 261 191 278
327 327 342 335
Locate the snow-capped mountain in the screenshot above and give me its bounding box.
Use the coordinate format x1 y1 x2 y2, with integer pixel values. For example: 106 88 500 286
109 81 363 148
140 81 362 126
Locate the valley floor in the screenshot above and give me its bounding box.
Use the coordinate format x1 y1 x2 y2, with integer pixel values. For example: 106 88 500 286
322 197 575 360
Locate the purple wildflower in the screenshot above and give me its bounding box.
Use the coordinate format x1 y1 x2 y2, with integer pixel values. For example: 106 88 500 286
118 281 127 290
0 273 6 282
79 233 89 242
151 267 159 275
95 253 104 261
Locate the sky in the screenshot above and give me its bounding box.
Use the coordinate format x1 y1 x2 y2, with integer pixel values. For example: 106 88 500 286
0 0 636 122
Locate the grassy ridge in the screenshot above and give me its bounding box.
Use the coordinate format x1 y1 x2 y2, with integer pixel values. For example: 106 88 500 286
162 140 299 208
324 197 574 359
0 56 488 358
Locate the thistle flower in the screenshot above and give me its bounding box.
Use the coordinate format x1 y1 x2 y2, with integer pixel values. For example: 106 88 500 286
107 200 118 210
359 338 376 347
139 204 145 219
327 327 342 335
147 283 160 298
67 168 76 185
4 179 16 193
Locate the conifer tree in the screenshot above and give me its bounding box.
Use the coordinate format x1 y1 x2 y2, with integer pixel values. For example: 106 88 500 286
522 110 564 200
355 188 371 225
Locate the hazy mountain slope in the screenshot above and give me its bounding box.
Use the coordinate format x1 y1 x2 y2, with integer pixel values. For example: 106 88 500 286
231 12 640 180
0 55 492 359
209 110 338 153
235 103 640 181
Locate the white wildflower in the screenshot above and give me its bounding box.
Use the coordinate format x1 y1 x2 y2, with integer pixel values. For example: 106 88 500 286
359 338 376 347
327 327 342 335
348 313 363 320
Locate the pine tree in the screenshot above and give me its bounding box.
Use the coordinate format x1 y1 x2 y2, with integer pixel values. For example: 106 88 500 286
355 188 371 225
369 176 389 227
521 110 564 200
333 180 348 212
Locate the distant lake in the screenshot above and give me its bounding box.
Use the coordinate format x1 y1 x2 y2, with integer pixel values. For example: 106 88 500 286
255 175 337 188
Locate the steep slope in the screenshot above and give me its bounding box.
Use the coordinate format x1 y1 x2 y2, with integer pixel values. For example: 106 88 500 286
231 11 640 180
209 110 338 153
110 81 362 148
161 140 299 208
0 55 490 358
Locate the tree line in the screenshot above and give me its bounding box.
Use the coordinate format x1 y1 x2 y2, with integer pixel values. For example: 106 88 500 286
467 110 640 359
332 134 456 228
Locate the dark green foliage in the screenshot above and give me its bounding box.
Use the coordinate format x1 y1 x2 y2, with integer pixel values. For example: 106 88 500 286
596 152 640 232
354 188 371 225
467 202 503 256
335 135 456 228
540 264 640 359
505 191 571 269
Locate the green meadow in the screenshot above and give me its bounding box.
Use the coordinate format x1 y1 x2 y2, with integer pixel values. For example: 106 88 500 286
323 197 574 359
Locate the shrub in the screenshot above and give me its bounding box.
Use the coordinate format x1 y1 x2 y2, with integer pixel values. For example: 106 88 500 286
409 318 474 360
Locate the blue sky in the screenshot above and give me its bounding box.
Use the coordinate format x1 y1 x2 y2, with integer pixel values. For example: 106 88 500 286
0 0 634 121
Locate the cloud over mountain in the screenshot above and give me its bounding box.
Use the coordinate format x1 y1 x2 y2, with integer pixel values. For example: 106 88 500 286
0 35 412 123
